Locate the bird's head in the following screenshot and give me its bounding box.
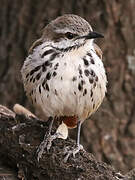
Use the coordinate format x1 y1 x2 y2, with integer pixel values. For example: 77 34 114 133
42 14 104 51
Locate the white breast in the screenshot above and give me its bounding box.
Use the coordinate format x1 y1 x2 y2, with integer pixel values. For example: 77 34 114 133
21 42 107 122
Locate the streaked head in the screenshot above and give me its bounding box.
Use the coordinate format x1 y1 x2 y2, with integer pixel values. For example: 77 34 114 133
42 14 103 50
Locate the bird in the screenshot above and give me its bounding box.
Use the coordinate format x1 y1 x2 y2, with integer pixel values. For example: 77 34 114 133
21 14 107 162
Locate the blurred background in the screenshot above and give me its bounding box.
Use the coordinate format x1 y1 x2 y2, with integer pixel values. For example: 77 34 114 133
0 0 135 174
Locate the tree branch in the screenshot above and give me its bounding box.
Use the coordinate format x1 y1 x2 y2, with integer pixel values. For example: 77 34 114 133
0 105 134 180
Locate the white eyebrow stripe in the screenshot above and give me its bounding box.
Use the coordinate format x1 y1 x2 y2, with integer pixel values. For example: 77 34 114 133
54 27 74 34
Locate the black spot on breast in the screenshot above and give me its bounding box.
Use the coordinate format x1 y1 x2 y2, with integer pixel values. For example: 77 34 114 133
90 69 95 77
89 78 93 84
61 77 63 80
54 63 59 70
74 91 76 95
81 80 85 85
72 76 77 81
50 52 59 61
39 85 41 94
79 69 82 75
90 90 93 97
91 58 95 64
36 72 41 80
55 89 58 95
26 73 30 79
44 61 51 66
95 76 98 81
46 83 49 91
78 83 83 91
30 65 41 76
83 57 89 66
42 63 47 72
67 46 73 52
78 65 83 77
42 79 46 89
33 78 35 83
84 69 90 76
93 82 96 88
31 90 33 95
34 98 36 103
30 76 33 82
93 103 95 109
53 71 57 77
46 72 51 80
26 78 29 82
83 89 87 96
41 49 54 58
87 52 92 57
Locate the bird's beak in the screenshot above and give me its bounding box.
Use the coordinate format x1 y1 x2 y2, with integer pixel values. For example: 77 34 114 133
85 31 104 39
76 31 104 40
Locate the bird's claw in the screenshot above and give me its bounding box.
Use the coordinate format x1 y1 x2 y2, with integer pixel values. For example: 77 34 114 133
37 135 48 162
63 144 84 163
37 133 60 161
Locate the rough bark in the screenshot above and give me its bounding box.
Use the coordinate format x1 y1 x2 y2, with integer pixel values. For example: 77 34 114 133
0 0 135 175
0 104 135 180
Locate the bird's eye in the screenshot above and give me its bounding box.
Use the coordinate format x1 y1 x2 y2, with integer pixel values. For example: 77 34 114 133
65 32 74 39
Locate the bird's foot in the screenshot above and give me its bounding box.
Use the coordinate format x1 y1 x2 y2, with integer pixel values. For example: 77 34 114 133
63 144 84 163
37 133 60 161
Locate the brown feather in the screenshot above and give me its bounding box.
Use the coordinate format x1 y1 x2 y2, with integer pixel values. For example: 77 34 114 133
59 116 78 128
29 38 43 54
93 43 103 60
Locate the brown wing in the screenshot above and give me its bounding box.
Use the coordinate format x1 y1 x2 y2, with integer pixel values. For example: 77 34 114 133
93 43 103 60
29 38 43 54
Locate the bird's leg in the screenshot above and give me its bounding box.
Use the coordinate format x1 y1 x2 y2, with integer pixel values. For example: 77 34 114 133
63 121 84 162
76 120 81 146
37 116 56 161
46 116 54 136
37 118 69 161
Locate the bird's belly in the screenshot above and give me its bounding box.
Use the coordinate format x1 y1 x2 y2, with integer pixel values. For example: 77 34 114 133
35 62 106 122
